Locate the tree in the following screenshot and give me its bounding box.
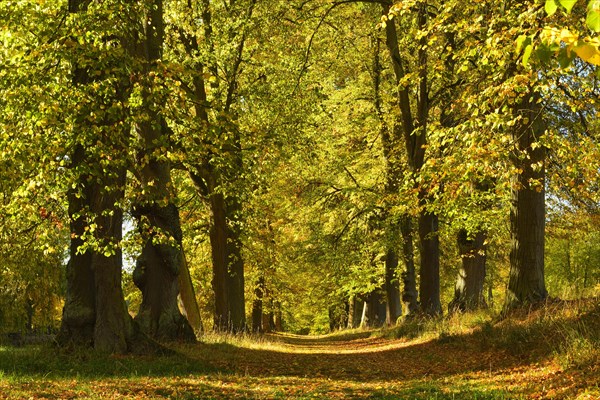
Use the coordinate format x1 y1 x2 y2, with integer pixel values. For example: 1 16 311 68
130 0 194 340
167 0 262 332
371 32 418 321
56 0 140 352
382 2 444 316
1 0 71 336
505 90 548 308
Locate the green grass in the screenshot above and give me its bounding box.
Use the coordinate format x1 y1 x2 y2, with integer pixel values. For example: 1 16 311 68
0 344 218 379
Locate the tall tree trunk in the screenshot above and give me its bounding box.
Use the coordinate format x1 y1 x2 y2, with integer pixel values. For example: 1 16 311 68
177 0 248 334
251 276 265 333
57 0 96 348
58 145 95 348
133 0 194 341
360 291 385 328
400 217 419 316
274 301 283 331
383 3 440 316
384 249 401 325
91 169 131 353
505 93 547 310
347 295 363 329
263 299 274 333
209 192 229 331
418 210 442 315
208 191 246 332
225 196 246 332
59 0 132 352
372 37 407 325
449 229 487 312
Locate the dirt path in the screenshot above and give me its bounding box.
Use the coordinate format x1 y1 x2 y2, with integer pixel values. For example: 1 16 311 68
181 331 516 379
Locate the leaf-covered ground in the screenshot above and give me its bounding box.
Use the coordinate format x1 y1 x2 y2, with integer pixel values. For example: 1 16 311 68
1 302 600 399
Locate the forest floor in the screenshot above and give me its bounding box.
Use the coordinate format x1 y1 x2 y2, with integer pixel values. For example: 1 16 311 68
1 300 600 399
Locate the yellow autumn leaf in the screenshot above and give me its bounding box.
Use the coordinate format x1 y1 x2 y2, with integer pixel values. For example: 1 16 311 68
559 28 578 45
573 43 600 65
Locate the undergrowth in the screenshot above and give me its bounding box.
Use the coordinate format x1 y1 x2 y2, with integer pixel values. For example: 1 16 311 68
376 298 600 369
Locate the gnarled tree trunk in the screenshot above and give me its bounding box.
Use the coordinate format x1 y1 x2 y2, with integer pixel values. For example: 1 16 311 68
132 0 194 341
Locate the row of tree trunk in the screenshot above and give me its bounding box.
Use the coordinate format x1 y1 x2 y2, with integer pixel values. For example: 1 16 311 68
335 3 547 328
58 0 248 353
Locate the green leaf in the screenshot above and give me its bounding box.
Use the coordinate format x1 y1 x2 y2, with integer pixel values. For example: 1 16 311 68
586 10 600 32
535 43 553 64
559 0 577 13
558 47 574 68
545 0 558 16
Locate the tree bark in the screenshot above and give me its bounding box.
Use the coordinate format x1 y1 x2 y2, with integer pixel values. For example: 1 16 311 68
58 145 95 348
178 250 203 335
208 191 246 332
449 229 487 312
57 0 96 348
59 0 133 352
274 301 283 331
360 290 386 328
347 295 363 329
263 299 275 333
372 36 410 325
91 169 131 354
133 204 194 341
418 210 442 315
400 217 419 316
251 276 265 333
505 93 548 310
176 0 248 334
225 196 246 332
384 249 402 325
